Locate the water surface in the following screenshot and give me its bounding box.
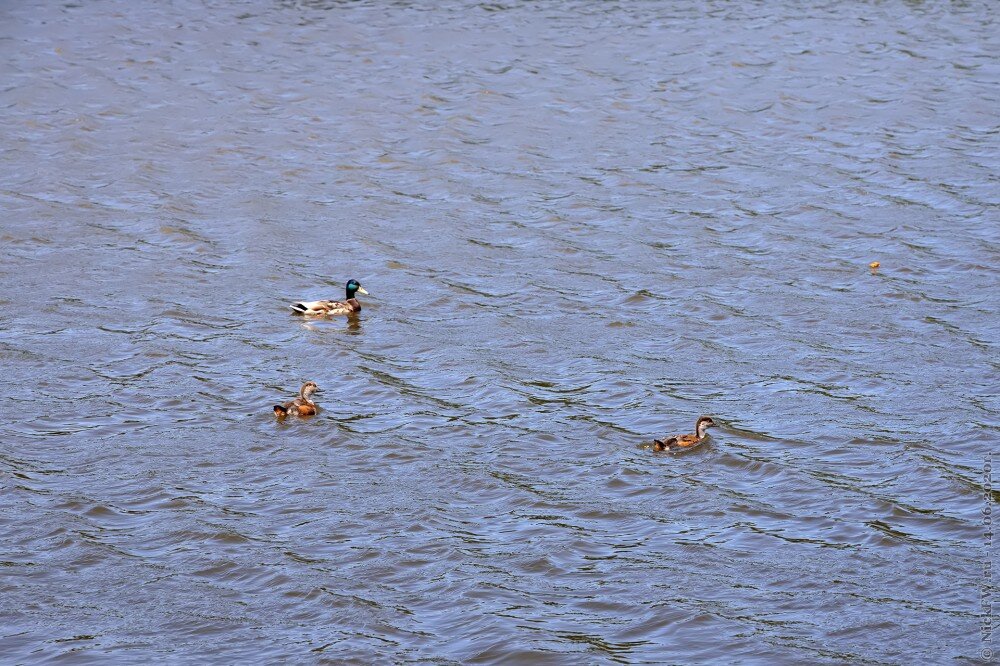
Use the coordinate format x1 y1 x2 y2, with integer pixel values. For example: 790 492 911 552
1 0 998 663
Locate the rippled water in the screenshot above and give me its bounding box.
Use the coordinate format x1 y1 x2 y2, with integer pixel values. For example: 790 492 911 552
2 0 998 663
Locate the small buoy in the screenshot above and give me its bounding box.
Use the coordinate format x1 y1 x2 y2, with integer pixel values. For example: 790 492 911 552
869 261 880 270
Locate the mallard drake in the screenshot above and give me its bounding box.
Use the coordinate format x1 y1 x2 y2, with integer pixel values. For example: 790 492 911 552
273 381 320 418
290 279 369 316
653 416 716 452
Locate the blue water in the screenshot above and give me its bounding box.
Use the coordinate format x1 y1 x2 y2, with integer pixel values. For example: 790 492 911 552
1 0 997 662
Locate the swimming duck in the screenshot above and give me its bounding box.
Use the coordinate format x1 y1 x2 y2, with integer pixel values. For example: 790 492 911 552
290 279 369 316
273 381 320 419
653 416 716 452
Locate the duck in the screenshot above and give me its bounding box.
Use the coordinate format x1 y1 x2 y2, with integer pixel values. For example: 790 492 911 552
273 381 320 419
653 415 716 452
290 279 369 316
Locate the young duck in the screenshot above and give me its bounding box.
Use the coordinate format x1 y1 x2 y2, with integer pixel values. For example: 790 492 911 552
273 381 320 419
653 416 717 452
290 279 369 317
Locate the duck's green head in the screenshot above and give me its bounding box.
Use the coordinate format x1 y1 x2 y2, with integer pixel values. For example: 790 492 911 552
346 279 369 298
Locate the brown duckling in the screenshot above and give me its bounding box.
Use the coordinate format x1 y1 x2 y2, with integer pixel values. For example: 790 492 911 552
653 415 716 452
273 381 320 419
291 279 369 317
